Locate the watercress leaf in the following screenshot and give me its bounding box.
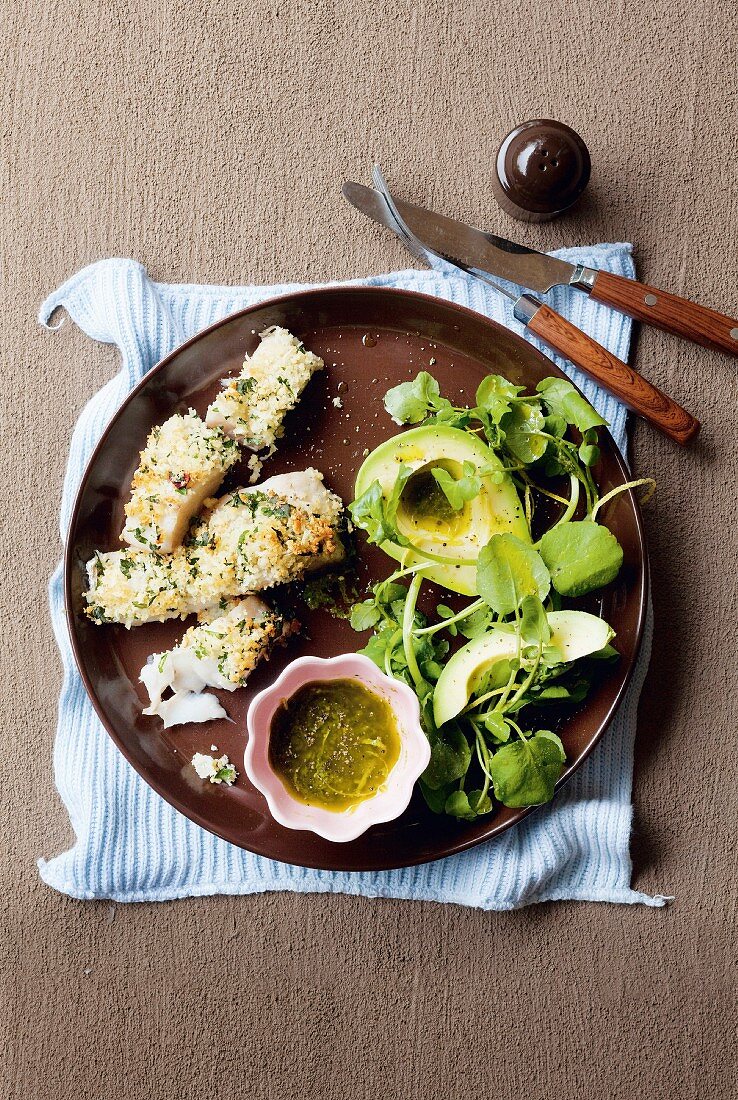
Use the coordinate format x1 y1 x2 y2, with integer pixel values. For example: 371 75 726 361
423 725 472 789
435 603 458 636
533 684 572 700
538 519 624 597
444 790 473 819
390 598 409 622
501 401 548 464
384 371 440 424
473 658 514 698
544 412 568 439
385 463 414 531
418 778 453 814
426 397 469 429
579 442 600 467
540 642 568 667
349 600 381 631
536 377 607 433
534 678 591 704
568 678 592 704
415 680 435 707
520 594 551 649
421 659 444 682
476 373 524 403
567 678 592 703
475 374 524 424
350 468 415 550
467 789 493 816
480 712 511 742
431 462 482 511
478 460 506 485
542 451 567 478
357 629 393 669
349 481 394 545
478 412 505 450
457 605 495 640
552 673 593 699
477 533 551 616
535 729 565 756
376 580 409 606
489 732 566 808
589 642 619 661
445 788 493 820
430 467 461 507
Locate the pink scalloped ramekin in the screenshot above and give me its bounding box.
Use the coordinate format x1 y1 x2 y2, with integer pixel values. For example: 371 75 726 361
244 653 430 843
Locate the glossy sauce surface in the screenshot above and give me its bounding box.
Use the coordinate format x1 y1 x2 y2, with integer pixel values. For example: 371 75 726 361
269 679 401 811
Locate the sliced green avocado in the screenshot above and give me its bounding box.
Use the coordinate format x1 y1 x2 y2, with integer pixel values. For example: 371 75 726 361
433 627 519 727
433 610 614 726
546 610 614 662
354 425 529 595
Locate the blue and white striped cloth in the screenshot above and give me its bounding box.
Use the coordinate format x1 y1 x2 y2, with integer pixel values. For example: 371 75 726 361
38 251 666 908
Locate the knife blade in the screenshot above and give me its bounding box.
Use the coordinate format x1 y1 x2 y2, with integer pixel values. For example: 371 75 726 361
343 179 701 445
343 182 738 358
344 182 576 293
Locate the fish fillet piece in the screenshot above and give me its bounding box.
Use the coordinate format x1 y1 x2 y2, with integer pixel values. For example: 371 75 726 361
140 596 296 729
205 327 324 451
122 410 240 552
86 468 344 627
155 692 228 729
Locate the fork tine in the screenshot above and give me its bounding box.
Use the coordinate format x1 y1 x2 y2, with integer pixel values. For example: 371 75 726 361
372 167 518 301
371 164 432 268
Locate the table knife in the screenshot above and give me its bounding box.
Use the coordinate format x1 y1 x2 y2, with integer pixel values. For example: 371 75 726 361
344 180 700 446
346 186 738 358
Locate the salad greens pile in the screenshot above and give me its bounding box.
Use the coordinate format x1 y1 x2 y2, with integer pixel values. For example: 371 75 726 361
347 371 652 820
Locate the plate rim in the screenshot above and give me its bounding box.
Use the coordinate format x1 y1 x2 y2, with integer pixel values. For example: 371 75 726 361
63 284 648 871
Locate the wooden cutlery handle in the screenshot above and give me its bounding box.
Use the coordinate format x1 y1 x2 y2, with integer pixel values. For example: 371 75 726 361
526 303 700 445
589 270 738 357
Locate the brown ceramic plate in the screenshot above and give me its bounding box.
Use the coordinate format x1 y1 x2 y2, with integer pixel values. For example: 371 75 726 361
65 286 647 871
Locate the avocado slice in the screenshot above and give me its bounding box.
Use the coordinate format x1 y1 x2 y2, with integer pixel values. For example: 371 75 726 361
433 609 614 726
546 610 614 662
433 627 519 727
354 425 529 595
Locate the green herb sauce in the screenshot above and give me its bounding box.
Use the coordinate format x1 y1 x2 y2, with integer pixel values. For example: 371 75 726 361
399 462 470 539
269 679 401 811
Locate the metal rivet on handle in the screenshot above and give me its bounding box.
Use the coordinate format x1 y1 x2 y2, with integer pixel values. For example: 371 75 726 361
730 327 738 341
644 293 658 306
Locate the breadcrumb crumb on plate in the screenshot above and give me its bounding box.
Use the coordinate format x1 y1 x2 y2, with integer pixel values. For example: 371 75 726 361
191 753 238 785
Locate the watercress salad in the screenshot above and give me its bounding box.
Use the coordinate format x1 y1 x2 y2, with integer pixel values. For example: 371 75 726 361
348 370 652 821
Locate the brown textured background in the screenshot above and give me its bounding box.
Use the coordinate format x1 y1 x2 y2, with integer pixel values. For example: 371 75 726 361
2 1 737 1097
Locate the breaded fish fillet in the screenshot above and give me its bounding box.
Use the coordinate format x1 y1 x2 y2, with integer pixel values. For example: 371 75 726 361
122 410 239 552
205 327 324 451
86 468 344 627
139 596 297 728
